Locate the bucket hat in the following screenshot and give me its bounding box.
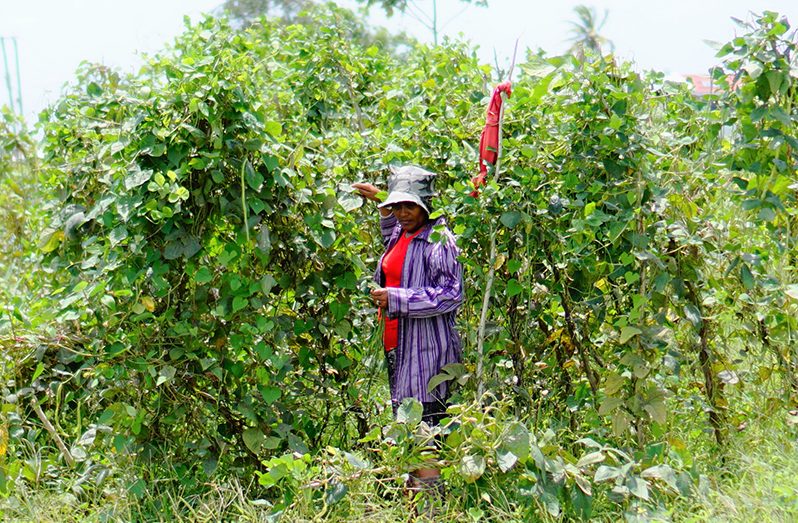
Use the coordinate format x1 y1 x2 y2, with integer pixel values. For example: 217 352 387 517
377 165 436 215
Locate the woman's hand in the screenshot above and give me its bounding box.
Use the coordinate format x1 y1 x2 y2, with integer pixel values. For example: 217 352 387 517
351 182 381 202
370 288 389 309
352 182 391 216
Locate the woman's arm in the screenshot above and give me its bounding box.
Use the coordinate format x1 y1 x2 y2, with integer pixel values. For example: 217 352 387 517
386 234 463 318
352 182 397 247
379 213 399 247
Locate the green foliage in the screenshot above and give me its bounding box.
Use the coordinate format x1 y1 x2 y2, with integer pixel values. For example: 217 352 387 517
1 5 797 522
0 109 42 324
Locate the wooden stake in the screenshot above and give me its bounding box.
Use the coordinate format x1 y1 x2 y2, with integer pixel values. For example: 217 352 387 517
31 395 75 467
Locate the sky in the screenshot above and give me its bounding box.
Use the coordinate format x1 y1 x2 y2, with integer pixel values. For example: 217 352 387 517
1 0 797 123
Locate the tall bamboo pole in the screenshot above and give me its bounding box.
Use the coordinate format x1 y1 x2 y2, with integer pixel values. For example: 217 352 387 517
475 39 519 402
12 37 22 114
1 38 15 110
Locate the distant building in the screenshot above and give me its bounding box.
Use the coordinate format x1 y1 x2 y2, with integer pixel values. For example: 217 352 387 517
665 73 737 96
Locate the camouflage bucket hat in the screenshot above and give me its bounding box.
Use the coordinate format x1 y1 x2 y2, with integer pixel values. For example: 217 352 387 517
377 165 437 214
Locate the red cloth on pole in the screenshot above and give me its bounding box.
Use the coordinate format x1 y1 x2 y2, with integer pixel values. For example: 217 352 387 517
472 81 512 196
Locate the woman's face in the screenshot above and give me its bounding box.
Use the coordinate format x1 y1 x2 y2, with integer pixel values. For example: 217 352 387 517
390 202 427 233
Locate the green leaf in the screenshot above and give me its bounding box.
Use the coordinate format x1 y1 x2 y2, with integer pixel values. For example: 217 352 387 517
163 233 201 260
496 449 518 472
87 82 102 96
31 362 45 383
260 274 277 295
519 57 556 78
500 211 523 228
101 294 116 309
110 226 128 247
612 410 632 436
743 61 763 79
245 167 265 191
39 228 64 253
740 264 755 290
233 296 248 312
598 397 624 415
264 120 282 137
203 455 218 477
319 230 336 249
618 326 641 344
576 451 605 468
541 490 560 517
643 399 667 424
459 454 486 482
594 465 621 482
339 192 364 212
261 387 281 404
507 278 523 297
785 285 798 301
603 373 625 395
71 281 89 294
396 398 423 426
683 304 702 329
257 226 271 253
195 267 213 284
125 168 153 190
427 370 454 392
344 451 369 470
571 482 593 518
249 197 266 215
627 476 650 500
156 365 176 386
242 428 265 453
502 422 530 460
325 481 347 505
640 464 678 491
766 70 784 96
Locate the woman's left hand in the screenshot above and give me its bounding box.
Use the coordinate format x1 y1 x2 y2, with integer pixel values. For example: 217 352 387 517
370 288 389 308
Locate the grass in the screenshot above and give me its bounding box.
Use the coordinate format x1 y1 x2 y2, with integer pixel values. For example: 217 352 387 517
688 422 798 521
670 409 798 523
0 412 797 522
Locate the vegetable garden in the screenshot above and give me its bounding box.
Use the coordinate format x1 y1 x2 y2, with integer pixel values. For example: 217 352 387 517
1 5 797 521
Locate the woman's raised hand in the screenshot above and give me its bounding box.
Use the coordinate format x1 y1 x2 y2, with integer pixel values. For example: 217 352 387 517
352 182 391 217
351 182 381 202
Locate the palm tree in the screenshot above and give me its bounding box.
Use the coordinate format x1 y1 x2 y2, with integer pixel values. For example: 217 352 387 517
567 5 613 59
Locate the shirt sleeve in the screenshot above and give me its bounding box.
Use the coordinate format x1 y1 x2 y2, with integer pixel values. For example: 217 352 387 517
379 214 399 248
386 233 462 318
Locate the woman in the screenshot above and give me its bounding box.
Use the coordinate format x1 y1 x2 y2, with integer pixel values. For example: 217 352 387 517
353 164 463 490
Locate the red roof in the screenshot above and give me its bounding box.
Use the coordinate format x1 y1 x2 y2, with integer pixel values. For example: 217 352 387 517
668 74 737 96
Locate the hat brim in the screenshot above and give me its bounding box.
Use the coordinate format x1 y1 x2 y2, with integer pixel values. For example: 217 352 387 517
377 191 430 214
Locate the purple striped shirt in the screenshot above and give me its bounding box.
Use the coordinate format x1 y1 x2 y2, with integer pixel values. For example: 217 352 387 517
374 214 463 404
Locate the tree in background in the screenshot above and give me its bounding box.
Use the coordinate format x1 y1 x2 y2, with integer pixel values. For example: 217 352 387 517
221 0 316 25
222 0 488 46
363 0 488 45
220 0 415 52
567 5 613 59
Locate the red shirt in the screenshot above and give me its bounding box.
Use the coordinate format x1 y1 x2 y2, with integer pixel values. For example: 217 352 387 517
381 228 422 351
